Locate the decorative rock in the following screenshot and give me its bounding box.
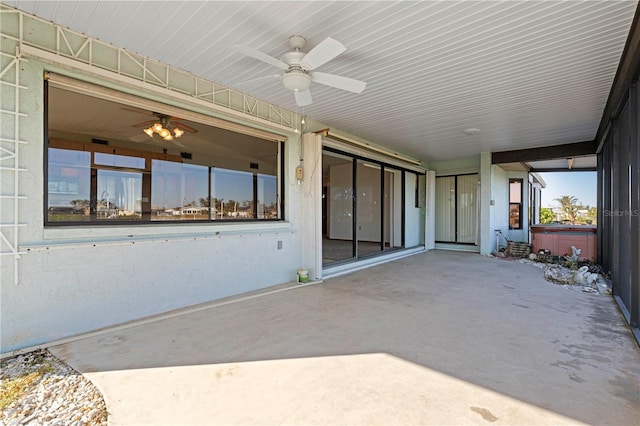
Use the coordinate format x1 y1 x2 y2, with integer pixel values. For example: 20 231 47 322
0 350 107 425
544 265 575 284
517 258 602 294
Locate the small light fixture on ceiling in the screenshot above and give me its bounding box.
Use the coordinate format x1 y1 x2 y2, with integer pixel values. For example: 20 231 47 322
281 70 312 92
463 128 480 136
143 116 186 141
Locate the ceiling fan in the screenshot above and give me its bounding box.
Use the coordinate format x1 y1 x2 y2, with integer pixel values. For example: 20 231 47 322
232 35 366 107
131 112 197 147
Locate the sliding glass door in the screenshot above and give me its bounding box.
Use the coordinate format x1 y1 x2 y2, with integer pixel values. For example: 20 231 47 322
322 151 355 264
435 174 478 244
322 148 408 267
357 160 382 257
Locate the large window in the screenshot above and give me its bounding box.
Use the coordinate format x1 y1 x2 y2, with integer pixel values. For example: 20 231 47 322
46 83 283 225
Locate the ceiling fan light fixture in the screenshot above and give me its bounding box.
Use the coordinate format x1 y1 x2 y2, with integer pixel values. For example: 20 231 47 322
163 134 174 141
281 71 312 92
152 123 164 132
174 128 184 138
159 128 171 138
143 127 154 137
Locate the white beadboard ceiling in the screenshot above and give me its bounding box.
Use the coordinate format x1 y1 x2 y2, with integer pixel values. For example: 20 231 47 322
4 1 637 162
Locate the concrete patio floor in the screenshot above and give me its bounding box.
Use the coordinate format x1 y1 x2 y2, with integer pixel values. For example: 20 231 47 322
50 250 640 425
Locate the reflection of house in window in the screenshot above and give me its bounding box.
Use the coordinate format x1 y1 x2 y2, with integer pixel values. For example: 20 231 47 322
229 205 252 218
509 178 523 230
181 207 204 215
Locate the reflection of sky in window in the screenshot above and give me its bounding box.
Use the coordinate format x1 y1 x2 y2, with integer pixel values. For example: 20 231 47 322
258 175 277 204
151 161 208 209
95 152 145 169
212 169 253 203
150 161 278 209
212 171 277 205
49 148 91 167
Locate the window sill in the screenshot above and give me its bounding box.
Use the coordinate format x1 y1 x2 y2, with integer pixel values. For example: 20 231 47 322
36 221 293 250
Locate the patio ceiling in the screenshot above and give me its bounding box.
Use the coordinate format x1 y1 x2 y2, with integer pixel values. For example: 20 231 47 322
4 1 637 162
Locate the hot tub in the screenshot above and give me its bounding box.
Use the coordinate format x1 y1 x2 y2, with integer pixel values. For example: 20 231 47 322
531 224 597 261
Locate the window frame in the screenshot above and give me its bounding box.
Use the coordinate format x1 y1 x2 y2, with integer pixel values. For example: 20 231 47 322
44 80 285 227
509 178 523 230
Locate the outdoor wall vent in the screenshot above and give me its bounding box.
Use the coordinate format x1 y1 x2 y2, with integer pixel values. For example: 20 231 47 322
250 162 259 170
180 152 192 159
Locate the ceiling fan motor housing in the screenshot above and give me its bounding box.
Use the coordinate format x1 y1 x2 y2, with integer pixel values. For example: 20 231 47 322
280 50 312 91
281 50 305 67
288 35 306 50
281 70 312 92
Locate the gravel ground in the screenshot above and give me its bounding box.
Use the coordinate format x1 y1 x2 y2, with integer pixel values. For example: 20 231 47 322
0 350 107 425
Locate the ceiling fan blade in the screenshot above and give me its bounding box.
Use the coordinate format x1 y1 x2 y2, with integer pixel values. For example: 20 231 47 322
312 72 366 93
132 119 156 128
232 45 289 70
295 89 313 107
173 122 197 133
300 37 346 70
130 133 153 142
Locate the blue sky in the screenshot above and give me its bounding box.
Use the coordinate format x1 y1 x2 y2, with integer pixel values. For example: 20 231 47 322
538 171 597 208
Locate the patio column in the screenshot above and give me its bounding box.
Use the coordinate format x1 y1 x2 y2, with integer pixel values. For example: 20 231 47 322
300 132 323 280
479 152 493 255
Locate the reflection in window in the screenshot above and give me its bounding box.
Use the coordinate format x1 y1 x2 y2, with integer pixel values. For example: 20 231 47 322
97 170 143 220
257 174 278 219
96 170 143 220
95 152 145 169
46 85 283 225
509 178 523 230
212 168 254 219
152 160 209 221
47 148 91 222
